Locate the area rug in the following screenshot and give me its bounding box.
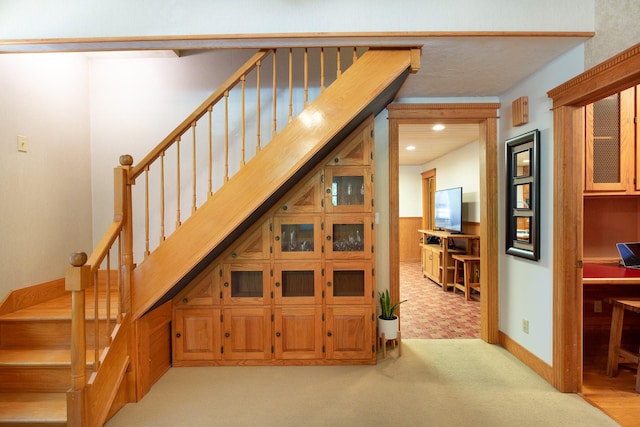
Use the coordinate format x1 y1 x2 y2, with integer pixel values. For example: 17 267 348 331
400 261 480 339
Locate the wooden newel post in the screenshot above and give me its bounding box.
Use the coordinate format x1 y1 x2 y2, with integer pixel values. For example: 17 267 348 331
118 154 134 316
65 251 89 426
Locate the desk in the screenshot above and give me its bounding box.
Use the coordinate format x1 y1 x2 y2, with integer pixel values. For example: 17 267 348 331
605 298 640 393
583 263 640 285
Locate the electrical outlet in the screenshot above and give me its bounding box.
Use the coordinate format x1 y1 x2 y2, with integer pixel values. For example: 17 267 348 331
594 300 602 313
522 318 529 334
17 135 28 152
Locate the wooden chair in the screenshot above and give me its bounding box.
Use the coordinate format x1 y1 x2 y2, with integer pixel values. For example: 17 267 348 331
606 298 640 393
452 254 480 301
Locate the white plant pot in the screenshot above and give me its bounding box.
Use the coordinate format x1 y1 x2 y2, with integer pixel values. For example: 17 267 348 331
378 316 399 340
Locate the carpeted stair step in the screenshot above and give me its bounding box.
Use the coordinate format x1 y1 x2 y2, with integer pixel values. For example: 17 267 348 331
0 392 66 426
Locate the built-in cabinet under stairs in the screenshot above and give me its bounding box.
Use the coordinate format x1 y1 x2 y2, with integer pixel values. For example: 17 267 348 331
0 289 118 426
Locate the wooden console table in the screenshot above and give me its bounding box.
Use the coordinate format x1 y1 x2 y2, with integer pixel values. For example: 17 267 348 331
418 229 479 291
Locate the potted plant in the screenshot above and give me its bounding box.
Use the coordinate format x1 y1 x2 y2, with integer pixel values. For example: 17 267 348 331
377 289 407 340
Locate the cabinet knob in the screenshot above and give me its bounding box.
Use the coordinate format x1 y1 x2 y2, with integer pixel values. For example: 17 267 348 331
275 235 280 241
275 282 280 287
276 332 281 337
327 331 332 337
224 282 229 287
182 298 188 303
176 333 181 338
225 332 230 338
327 281 332 287
326 235 332 241
326 188 331 194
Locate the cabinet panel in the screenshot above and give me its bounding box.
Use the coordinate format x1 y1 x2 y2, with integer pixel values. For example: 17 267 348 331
324 167 372 213
226 221 271 261
273 215 322 259
326 306 374 360
222 263 271 305
274 261 322 305
174 266 221 307
325 261 374 305
274 306 323 359
174 308 221 361
223 307 272 360
325 214 373 260
584 87 635 193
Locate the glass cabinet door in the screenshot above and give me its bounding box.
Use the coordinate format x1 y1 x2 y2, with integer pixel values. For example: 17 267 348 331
584 87 634 192
325 261 373 305
274 262 322 305
222 263 270 305
325 167 372 213
273 215 322 259
325 215 373 259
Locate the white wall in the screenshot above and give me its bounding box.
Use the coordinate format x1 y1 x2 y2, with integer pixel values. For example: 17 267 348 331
498 45 585 365
424 140 480 223
374 112 390 292
399 166 423 217
0 1 594 40
0 53 92 296
399 140 481 222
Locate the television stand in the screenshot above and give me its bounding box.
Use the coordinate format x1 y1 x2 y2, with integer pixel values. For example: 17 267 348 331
418 229 480 291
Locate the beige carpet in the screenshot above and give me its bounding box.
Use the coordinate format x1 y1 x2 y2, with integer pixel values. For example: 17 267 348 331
106 340 619 427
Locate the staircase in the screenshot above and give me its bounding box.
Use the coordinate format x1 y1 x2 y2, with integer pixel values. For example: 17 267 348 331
0 287 118 426
0 45 420 426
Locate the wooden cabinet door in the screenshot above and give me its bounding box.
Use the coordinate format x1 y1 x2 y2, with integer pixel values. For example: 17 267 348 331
325 306 374 360
324 166 373 213
174 308 221 361
325 261 374 305
585 87 635 193
325 214 373 260
222 263 271 306
274 261 322 305
274 306 323 360
273 215 322 260
223 307 272 360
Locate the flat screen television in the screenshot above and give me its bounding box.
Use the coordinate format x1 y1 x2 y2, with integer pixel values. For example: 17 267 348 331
434 187 463 233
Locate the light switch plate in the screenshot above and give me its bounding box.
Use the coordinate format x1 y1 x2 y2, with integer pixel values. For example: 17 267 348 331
17 135 28 152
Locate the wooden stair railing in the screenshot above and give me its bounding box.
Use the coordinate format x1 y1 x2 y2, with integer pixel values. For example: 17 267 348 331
65 156 134 427
131 46 419 318
128 47 370 262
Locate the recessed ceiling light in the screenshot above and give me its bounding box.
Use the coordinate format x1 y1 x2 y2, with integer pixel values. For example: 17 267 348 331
432 124 446 131
406 145 416 151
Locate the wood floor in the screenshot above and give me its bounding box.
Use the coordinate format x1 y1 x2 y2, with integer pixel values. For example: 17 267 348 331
582 361 640 427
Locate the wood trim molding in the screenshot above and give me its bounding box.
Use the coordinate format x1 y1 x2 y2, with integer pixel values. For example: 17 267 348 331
499 331 554 384
388 103 500 121
388 102 500 344
0 278 66 316
0 32 594 53
548 42 640 108
547 44 640 392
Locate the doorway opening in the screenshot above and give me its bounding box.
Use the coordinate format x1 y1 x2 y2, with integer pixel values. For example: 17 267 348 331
388 103 500 344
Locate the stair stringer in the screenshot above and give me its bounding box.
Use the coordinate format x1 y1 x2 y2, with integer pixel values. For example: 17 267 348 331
132 48 415 320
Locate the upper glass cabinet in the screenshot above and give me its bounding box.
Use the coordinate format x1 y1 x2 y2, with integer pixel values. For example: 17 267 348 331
273 215 322 259
324 166 372 213
325 215 373 259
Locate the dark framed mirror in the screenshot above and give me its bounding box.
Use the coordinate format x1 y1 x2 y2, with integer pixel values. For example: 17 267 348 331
505 129 540 260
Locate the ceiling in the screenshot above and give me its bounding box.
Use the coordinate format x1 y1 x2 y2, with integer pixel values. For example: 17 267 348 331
392 35 589 165
2 34 590 165
398 123 480 165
